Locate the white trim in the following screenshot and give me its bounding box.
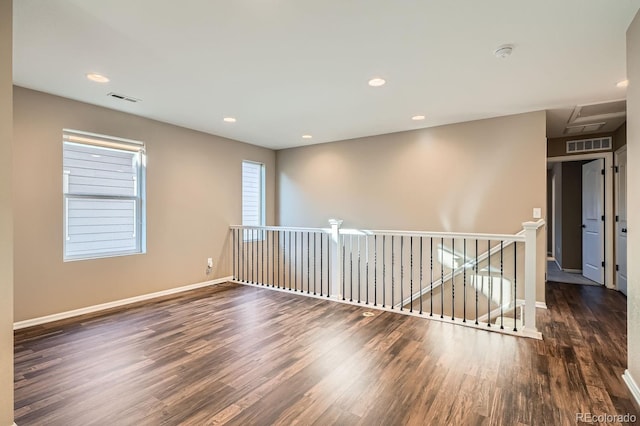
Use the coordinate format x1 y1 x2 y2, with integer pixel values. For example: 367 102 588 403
547 152 615 289
614 146 627 293
520 328 543 340
551 170 556 261
63 128 144 147
623 370 640 407
231 224 531 242
562 268 582 274
547 152 613 163
536 301 548 309
13 276 233 330
232 224 330 233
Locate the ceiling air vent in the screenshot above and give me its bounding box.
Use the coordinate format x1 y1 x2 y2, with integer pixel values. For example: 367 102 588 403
107 92 141 103
566 137 611 154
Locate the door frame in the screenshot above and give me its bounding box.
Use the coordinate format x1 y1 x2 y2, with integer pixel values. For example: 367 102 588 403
547 151 615 289
615 145 627 291
551 171 556 260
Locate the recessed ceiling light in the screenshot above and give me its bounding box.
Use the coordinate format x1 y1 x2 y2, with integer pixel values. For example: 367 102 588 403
86 73 110 83
493 45 514 59
223 117 237 123
617 79 629 88
412 115 426 121
302 134 313 139
368 78 386 87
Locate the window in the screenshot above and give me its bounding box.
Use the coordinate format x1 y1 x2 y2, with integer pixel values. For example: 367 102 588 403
63 130 146 260
242 160 265 240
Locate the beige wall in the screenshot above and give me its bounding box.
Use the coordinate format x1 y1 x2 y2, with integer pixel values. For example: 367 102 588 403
276 111 547 301
626 10 640 396
13 87 275 322
0 0 13 423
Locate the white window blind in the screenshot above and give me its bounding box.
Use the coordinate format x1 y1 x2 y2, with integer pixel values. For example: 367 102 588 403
63 130 145 260
242 161 265 240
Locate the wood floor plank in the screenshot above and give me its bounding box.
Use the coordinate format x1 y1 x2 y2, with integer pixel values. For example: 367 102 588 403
14 281 639 425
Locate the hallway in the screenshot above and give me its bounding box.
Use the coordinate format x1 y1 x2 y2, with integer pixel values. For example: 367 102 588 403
547 260 600 286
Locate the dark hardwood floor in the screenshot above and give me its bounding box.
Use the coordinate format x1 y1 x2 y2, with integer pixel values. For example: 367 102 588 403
14 281 638 425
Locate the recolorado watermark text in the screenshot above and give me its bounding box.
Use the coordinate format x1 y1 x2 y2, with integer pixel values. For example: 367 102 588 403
576 413 636 423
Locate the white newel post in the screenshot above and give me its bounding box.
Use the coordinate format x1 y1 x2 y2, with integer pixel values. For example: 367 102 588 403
328 219 343 299
522 221 540 339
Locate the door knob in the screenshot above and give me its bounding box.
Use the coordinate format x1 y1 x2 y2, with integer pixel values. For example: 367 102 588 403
582 224 586 228
622 228 627 233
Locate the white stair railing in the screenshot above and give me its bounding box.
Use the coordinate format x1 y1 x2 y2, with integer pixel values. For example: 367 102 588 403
229 219 544 339
394 229 526 309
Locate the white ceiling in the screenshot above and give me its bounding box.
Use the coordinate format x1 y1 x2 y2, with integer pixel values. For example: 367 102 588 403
546 100 627 138
13 0 640 149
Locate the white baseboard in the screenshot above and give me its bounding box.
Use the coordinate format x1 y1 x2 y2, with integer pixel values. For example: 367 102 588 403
623 369 640 407
13 276 233 330
520 327 543 340
562 268 582 274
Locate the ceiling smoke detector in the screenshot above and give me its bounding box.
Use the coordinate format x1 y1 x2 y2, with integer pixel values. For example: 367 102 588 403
494 45 514 59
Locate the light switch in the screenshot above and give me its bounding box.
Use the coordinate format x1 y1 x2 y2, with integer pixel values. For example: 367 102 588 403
533 208 542 219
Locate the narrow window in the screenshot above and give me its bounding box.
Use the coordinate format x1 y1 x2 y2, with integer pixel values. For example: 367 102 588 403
242 160 265 240
63 130 146 260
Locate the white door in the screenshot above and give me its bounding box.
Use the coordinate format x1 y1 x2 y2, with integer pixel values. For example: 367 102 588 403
582 159 605 284
616 148 628 295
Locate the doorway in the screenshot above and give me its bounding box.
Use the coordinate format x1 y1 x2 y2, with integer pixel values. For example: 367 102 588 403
547 152 614 288
582 158 605 284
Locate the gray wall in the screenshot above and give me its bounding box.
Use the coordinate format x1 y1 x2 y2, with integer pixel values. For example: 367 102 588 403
614 122 627 151
13 87 276 322
547 132 616 158
560 161 584 270
0 0 13 423
552 162 563 266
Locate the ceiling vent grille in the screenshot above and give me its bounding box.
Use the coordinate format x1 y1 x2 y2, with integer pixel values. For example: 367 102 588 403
107 92 141 103
566 137 611 154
